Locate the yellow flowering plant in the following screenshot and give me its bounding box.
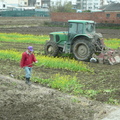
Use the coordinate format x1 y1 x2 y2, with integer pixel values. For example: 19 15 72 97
0 33 49 44
0 50 93 72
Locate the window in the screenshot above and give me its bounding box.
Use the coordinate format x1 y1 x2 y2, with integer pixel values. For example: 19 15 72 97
94 7 98 9
37 2 40 5
68 23 77 40
3 4 5 8
69 23 77 34
88 3 92 5
24 2 27 5
116 14 120 18
88 7 92 9
86 23 94 33
78 24 83 34
94 3 98 5
106 14 110 18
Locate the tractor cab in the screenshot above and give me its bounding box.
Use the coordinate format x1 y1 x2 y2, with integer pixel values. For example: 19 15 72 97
68 20 95 41
68 20 95 34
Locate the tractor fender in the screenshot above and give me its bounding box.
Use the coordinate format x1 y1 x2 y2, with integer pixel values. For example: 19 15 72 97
74 34 93 39
71 34 93 45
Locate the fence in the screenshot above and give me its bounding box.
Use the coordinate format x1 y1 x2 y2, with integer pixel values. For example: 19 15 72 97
0 10 50 17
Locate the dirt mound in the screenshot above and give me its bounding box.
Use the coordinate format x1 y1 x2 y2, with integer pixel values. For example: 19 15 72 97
0 75 118 120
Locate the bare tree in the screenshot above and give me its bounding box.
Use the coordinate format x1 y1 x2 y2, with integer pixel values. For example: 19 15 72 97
50 1 76 13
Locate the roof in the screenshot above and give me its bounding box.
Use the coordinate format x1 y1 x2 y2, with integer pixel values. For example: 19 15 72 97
68 20 94 23
100 3 120 11
99 5 108 10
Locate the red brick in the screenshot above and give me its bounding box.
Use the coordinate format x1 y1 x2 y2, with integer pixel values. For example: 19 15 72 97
51 12 120 24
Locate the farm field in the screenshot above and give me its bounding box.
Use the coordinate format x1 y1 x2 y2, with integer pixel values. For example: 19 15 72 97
0 17 120 120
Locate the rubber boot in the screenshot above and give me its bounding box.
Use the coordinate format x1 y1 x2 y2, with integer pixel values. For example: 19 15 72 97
26 78 31 85
25 78 29 84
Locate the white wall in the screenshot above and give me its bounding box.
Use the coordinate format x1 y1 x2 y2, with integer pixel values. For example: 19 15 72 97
36 0 41 6
0 1 7 9
4 0 18 6
82 0 101 10
4 0 18 4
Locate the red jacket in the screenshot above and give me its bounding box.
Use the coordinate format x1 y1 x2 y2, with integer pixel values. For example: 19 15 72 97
20 51 37 68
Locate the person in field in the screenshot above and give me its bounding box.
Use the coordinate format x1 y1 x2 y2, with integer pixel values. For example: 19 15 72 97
20 46 38 85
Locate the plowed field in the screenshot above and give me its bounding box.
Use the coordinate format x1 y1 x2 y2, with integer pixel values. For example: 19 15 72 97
0 17 120 120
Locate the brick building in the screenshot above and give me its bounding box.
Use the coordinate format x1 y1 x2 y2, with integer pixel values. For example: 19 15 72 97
51 3 120 24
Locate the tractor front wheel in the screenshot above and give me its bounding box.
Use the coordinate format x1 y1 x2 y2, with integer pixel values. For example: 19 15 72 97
44 41 59 57
72 40 93 61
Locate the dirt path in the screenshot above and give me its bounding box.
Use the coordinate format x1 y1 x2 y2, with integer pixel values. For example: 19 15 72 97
0 74 119 120
102 109 120 120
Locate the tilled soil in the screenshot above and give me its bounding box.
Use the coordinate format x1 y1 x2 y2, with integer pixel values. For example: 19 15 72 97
0 75 119 120
0 17 120 38
0 17 120 120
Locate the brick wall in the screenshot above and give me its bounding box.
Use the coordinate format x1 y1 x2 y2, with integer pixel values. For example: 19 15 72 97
51 12 120 24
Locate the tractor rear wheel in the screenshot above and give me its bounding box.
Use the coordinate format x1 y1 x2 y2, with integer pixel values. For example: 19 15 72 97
72 39 93 61
44 41 59 56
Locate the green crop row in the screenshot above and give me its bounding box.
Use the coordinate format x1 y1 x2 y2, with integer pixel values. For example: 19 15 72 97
0 33 49 44
0 50 93 72
31 74 119 105
0 33 120 49
104 38 120 49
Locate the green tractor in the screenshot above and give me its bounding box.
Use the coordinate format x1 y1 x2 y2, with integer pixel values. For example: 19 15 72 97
44 20 104 61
